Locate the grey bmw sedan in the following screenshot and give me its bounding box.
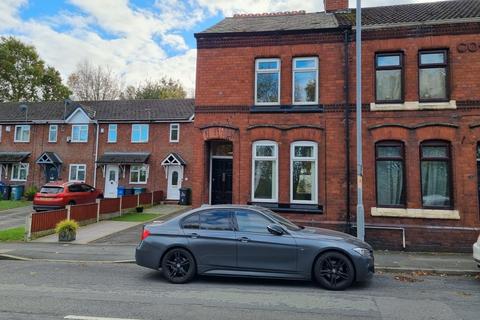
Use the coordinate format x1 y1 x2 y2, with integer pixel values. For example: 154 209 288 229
136 205 374 290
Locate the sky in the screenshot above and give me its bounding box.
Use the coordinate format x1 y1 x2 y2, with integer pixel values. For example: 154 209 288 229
0 0 449 96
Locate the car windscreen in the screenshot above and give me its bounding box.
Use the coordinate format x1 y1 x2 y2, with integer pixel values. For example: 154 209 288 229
259 208 302 231
40 186 64 194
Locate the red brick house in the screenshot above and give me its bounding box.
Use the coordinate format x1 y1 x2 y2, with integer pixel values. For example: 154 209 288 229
0 99 194 201
193 0 480 251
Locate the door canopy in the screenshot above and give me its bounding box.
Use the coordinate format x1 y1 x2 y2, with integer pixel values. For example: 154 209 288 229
161 153 186 178
36 152 62 165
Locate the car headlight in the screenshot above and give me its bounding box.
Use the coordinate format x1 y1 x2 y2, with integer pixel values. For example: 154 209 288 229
353 247 371 257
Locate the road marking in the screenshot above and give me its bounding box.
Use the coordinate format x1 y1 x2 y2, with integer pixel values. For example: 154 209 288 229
65 316 140 320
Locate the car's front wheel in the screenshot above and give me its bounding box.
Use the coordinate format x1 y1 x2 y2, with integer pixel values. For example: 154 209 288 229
314 251 355 290
161 248 196 284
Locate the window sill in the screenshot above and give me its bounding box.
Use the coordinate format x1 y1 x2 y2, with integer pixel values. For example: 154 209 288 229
370 100 456 111
249 202 323 214
250 105 323 113
371 207 460 220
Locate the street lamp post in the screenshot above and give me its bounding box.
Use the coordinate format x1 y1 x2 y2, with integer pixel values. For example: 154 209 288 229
356 0 365 241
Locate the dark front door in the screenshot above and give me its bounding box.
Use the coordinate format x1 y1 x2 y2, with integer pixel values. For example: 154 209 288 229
45 165 59 182
211 158 233 204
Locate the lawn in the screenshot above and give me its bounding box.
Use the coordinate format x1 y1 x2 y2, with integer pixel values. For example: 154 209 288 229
111 213 161 222
0 226 25 241
0 200 32 212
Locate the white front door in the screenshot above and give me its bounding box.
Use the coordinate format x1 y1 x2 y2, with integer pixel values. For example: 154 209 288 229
105 165 119 198
167 166 183 200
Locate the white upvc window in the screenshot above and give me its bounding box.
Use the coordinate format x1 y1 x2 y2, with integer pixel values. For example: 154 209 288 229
292 57 318 104
71 125 88 142
11 163 29 181
252 141 278 202
14 125 30 142
170 123 180 143
255 58 281 105
130 165 149 184
131 124 149 143
48 125 58 143
108 124 117 143
291 141 318 204
69 164 86 182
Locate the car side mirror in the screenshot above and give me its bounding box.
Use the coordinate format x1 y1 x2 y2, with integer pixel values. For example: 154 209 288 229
267 224 284 236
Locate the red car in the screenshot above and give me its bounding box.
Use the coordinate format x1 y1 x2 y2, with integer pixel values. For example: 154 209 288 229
33 182 103 212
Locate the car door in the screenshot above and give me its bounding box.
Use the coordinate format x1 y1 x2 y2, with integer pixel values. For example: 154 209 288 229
182 209 236 270
234 209 298 273
67 184 83 204
81 184 96 203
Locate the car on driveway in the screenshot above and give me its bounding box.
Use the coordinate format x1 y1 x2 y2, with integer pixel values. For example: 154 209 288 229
136 205 374 290
474 234 480 267
33 182 103 212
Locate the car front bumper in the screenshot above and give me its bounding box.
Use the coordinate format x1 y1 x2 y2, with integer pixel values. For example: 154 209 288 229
352 254 375 282
473 241 480 266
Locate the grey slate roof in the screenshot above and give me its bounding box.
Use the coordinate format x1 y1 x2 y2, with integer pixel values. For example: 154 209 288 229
198 0 480 35
0 99 194 122
97 152 151 164
0 152 31 164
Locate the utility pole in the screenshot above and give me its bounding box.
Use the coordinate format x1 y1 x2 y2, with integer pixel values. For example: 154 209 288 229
356 0 365 241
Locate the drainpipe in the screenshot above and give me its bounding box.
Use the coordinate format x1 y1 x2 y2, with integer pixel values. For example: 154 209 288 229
343 27 352 234
93 121 99 188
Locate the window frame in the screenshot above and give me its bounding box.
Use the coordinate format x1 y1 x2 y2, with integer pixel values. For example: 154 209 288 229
419 140 453 209
418 49 449 103
290 141 318 205
131 124 149 143
14 125 30 143
169 123 180 143
108 124 117 143
48 124 58 143
254 58 281 106
69 164 86 182
71 124 88 143
251 140 278 203
129 165 149 184
11 163 29 181
180 209 235 231
375 52 404 104
292 57 319 105
374 140 406 208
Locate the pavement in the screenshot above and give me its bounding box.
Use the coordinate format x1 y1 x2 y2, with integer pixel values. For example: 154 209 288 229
0 205 32 230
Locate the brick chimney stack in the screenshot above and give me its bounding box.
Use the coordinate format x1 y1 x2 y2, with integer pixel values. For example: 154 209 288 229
324 0 349 12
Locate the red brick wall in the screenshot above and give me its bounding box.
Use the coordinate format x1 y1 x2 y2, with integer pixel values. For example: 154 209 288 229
324 0 348 12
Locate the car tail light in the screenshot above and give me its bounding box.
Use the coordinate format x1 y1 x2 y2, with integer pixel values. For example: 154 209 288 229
141 228 150 241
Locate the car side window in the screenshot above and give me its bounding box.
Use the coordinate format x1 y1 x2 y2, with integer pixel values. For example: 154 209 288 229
68 184 82 192
81 184 93 192
199 210 233 231
182 213 200 229
235 210 272 234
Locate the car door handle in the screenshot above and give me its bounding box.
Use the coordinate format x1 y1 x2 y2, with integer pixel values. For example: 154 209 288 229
238 237 249 243
189 233 199 239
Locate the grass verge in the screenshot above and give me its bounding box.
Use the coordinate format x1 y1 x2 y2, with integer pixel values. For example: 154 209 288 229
0 226 25 241
111 213 161 222
0 200 31 212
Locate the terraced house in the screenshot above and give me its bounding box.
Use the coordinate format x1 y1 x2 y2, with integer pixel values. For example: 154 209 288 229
0 99 194 201
192 0 480 251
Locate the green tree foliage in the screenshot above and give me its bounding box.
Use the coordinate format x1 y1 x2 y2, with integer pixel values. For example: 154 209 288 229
0 37 71 102
123 77 187 100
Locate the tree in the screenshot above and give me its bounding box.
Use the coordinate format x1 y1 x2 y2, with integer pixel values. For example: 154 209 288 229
67 60 122 100
0 37 71 102
124 77 187 100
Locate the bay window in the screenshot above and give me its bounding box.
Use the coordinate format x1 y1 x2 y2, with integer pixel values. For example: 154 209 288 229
252 141 278 202
375 141 405 207
419 50 448 102
255 59 280 105
291 141 317 204
293 57 318 104
375 53 403 103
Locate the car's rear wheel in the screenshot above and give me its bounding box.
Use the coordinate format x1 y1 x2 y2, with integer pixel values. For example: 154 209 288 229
161 248 196 284
314 251 355 291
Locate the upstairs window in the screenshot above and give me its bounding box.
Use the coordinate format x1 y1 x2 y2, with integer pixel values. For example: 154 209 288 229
170 123 179 142
108 124 117 143
131 124 149 143
14 125 30 142
420 141 452 208
375 53 403 103
252 141 278 202
375 141 406 207
71 125 88 143
293 57 318 104
291 141 318 204
255 58 280 105
419 50 448 102
48 125 58 143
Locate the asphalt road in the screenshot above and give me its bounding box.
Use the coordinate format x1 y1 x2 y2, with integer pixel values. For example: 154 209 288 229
0 260 478 320
0 206 32 230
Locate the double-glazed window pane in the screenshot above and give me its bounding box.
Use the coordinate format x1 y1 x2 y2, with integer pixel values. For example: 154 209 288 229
108 124 117 143
49 125 57 142
419 51 448 101
130 165 148 183
293 58 318 104
292 161 314 201
256 59 280 104
252 142 277 201
376 144 405 207
69 165 86 182
421 143 451 207
375 53 402 103
131 124 148 142
72 125 88 142
15 125 30 142
12 164 28 180
294 146 314 158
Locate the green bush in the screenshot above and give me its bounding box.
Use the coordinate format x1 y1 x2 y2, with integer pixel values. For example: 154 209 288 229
24 185 38 201
55 219 79 234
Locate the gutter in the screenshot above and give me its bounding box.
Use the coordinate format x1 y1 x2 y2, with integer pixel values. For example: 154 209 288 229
343 27 352 234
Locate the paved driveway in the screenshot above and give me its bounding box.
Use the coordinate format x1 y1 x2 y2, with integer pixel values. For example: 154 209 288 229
0 206 32 230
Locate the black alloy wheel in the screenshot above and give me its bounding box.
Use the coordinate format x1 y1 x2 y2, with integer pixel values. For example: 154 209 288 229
161 248 196 284
314 251 355 290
